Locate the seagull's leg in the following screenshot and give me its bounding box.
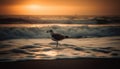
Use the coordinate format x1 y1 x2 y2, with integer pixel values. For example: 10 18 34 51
59 42 61 46
56 41 58 47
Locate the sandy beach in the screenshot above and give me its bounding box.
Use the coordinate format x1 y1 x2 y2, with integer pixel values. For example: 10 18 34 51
0 58 119 69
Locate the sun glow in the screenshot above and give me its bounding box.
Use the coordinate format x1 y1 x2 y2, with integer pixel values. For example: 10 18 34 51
25 4 41 10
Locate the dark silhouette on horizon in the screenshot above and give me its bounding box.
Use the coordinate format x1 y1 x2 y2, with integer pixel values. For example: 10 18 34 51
47 30 69 47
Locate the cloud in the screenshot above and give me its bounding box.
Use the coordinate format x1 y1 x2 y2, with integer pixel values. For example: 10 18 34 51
0 0 24 5
0 0 119 6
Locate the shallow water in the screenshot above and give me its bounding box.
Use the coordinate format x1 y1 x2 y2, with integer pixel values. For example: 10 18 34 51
0 36 120 62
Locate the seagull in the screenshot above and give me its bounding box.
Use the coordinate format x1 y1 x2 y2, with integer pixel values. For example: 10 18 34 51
47 30 69 47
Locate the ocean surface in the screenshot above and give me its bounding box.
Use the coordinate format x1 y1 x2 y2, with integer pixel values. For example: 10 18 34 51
0 37 120 62
0 15 120 24
0 24 120 40
0 15 120 62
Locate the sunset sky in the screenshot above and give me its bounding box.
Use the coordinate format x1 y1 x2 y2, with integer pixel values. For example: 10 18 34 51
0 0 119 15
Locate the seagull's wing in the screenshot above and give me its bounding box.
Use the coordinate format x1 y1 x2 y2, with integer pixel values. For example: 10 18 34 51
52 33 65 40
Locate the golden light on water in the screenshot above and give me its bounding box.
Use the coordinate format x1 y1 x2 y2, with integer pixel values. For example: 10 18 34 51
0 24 120 28
43 51 58 56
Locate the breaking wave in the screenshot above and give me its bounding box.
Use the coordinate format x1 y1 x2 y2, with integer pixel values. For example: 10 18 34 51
0 26 120 40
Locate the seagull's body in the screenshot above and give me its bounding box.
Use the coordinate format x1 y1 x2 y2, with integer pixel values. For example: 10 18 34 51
47 30 69 47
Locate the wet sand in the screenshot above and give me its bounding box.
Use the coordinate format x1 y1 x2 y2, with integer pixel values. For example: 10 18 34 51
0 58 119 69
0 37 120 62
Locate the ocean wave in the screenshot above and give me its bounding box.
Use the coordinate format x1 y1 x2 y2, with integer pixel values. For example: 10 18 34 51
0 26 120 40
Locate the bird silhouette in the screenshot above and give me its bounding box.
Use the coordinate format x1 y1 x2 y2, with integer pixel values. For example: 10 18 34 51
47 30 69 47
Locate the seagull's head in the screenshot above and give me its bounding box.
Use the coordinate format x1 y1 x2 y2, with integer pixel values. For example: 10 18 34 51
47 30 53 33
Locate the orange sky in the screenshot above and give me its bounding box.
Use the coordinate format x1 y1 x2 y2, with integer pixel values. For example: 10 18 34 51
0 0 119 15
